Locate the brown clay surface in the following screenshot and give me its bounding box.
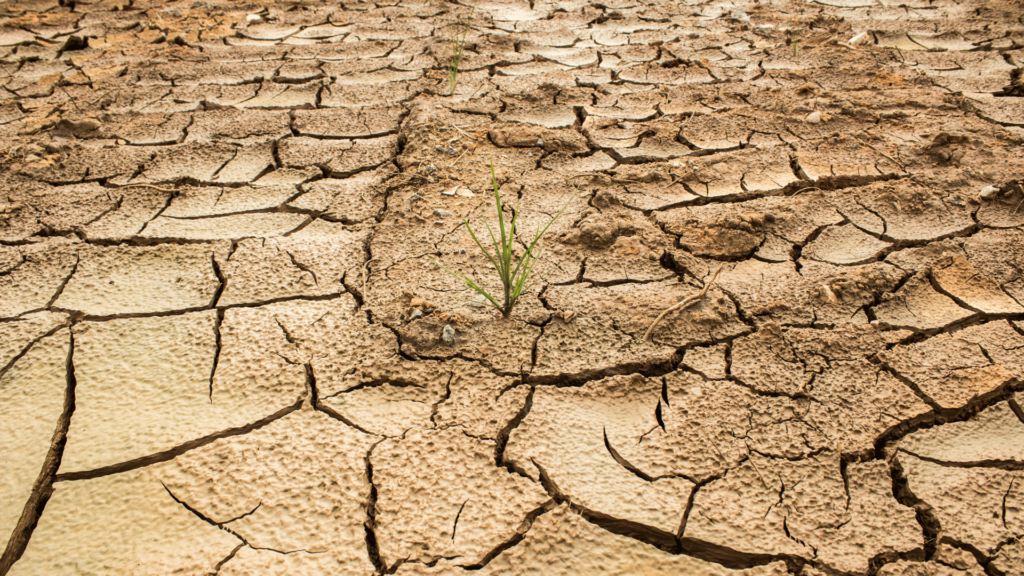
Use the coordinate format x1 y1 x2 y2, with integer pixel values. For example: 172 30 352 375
1 0 1024 574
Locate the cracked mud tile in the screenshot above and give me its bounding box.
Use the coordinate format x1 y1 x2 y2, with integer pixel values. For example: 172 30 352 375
237 82 320 109
714 258 903 327
288 164 394 221
432 359 528 439
544 280 748 350
396 504 789 576
640 370 823 479
141 212 309 241
93 112 192 146
217 221 368 306
54 243 222 316
0 311 68 373
58 309 305 475
897 451 1023 557
0 330 68 550
878 556 986 576
656 194 843 261
675 147 800 199
130 142 238 184
293 105 403 138
505 374 694 540
880 332 1016 411
793 135 903 181
212 141 277 185
732 323 910 396
15 144 154 185
956 320 1024 380
9 183 118 230
530 315 677 383
81 186 173 241
264 295 398 398
0 239 78 319
681 343 728 380
542 190 673 285
804 358 931 455
897 393 1024 465
320 358 450 437
686 451 921 571
184 109 291 145
803 223 891 266
963 229 1024 308
798 459 924 573
371 427 550 570
827 179 975 243
399 314 540 377
931 255 1024 315
991 539 1024 576
161 185 297 219
9 466 241 576
279 135 398 177
162 410 379 574
612 124 694 164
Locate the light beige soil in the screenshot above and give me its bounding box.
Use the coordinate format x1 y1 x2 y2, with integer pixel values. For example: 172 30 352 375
1 0 1024 575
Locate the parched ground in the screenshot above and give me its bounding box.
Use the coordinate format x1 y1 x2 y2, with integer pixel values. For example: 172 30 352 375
1 0 1024 574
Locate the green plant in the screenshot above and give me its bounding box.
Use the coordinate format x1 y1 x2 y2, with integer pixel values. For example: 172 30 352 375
783 21 802 56
431 161 574 318
446 1 476 96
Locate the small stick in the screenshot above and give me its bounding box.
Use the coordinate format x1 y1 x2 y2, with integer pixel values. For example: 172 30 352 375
128 184 178 193
852 136 905 170
361 257 377 300
643 263 724 341
449 123 479 141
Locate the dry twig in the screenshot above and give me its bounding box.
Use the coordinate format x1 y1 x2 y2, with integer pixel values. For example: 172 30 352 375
643 263 725 341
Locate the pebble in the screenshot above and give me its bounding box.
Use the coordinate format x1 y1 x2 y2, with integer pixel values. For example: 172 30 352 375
805 111 822 124
246 14 263 23
411 309 424 320
433 209 453 218
979 185 999 199
442 324 456 346
849 31 870 45
442 185 459 196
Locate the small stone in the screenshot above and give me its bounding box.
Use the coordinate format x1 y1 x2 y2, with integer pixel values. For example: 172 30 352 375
246 14 262 23
433 209 453 218
979 185 999 199
806 111 823 124
536 138 544 147
457 188 475 198
442 324 456 346
441 185 458 196
410 309 424 320
424 164 437 173
849 32 869 45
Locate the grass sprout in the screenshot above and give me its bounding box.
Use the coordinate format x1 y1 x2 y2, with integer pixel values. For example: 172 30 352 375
446 1 476 96
431 160 575 318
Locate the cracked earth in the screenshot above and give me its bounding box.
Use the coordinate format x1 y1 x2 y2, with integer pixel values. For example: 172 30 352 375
1 0 1024 574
